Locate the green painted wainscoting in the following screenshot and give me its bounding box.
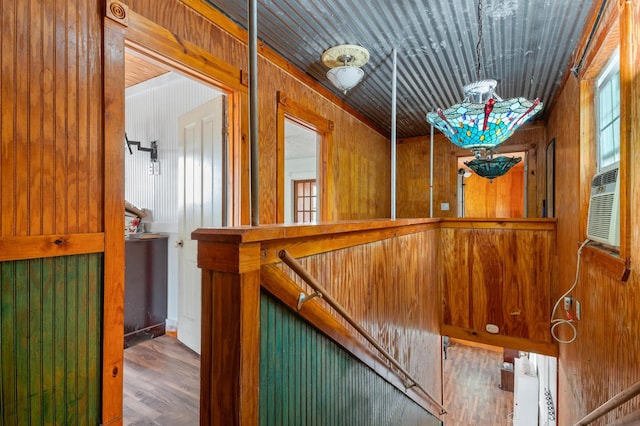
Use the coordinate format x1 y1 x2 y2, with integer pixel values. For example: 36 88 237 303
260 292 441 426
0 254 102 425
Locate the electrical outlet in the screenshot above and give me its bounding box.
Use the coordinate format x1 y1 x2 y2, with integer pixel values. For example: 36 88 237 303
564 296 572 311
576 300 581 320
147 162 154 175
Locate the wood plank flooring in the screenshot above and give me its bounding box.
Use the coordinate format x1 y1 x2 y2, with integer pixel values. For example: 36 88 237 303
123 335 200 425
443 339 515 425
124 335 513 425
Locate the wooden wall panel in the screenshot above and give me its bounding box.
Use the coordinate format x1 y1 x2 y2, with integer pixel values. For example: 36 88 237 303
275 229 442 403
396 137 430 218
0 0 103 237
259 292 441 425
125 0 391 223
547 1 640 424
439 223 556 355
398 125 545 219
0 254 102 424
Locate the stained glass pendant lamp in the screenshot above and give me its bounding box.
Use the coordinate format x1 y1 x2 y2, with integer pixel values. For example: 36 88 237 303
464 153 522 183
426 79 542 153
425 0 542 181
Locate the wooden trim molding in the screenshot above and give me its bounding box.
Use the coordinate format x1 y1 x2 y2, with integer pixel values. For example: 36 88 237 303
440 217 557 231
102 17 127 426
0 233 104 262
441 325 558 357
124 10 247 92
106 0 129 27
582 244 631 282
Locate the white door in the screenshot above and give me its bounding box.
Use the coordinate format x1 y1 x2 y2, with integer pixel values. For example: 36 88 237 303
178 96 226 354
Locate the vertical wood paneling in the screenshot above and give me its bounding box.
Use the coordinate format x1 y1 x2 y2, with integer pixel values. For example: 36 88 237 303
276 229 442 404
0 0 103 237
0 254 102 425
439 224 556 353
396 137 430 218
259 292 441 426
464 165 525 218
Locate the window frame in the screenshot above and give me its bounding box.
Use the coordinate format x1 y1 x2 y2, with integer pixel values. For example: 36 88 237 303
578 5 631 280
276 92 333 224
293 179 317 223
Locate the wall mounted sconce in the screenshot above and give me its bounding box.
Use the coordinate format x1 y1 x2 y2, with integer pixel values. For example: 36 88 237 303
321 44 369 94
125 133 158 161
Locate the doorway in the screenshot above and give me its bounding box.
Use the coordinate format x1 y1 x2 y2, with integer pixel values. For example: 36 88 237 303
123 49 229 423
283 119 319 223
276 93 333 223
457 152 526 218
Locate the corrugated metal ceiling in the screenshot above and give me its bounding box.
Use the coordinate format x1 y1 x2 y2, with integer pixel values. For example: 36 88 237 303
205 0 595 138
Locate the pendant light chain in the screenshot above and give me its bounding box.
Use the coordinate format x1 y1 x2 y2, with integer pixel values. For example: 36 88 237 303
475 0 483 81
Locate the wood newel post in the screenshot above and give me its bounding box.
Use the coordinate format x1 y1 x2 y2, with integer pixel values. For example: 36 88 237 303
195 238 262 426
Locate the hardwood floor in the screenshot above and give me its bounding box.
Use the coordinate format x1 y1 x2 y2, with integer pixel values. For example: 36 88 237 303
123 335 513 425
443 339 515 425
123 335 200 425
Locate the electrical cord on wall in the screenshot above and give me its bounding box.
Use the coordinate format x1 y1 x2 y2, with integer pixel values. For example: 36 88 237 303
550 239 590 344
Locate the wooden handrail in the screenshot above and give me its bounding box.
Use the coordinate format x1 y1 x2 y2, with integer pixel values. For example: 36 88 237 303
278 249 447 416
573 380 640 426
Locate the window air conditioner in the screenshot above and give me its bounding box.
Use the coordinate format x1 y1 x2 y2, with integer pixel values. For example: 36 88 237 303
586 161 620 247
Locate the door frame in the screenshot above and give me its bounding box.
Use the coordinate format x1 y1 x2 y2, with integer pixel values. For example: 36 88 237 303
103 6 246 424
450 142 539 218
276 91 334 223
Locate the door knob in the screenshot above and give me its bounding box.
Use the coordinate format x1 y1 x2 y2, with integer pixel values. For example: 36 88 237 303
175 239 184 248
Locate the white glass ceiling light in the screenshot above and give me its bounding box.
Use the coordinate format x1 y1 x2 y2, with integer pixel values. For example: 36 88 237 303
321 44 369 94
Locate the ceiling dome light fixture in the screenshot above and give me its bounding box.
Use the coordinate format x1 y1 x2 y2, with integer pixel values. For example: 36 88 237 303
322 44 369 94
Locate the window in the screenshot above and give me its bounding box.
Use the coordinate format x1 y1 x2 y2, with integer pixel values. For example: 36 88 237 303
578 22 630 278
293 179 317 223
595 50 620 171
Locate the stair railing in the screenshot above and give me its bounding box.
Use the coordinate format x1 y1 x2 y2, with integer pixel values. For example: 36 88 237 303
573 380 640 426
278 249 447 416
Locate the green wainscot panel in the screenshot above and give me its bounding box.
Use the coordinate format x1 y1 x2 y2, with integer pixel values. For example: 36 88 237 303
1 254 102 425
259 292 442 426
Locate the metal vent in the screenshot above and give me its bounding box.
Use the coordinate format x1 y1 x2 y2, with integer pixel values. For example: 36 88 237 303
587 162 620 246
587 193 614 239
592 168 618 187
